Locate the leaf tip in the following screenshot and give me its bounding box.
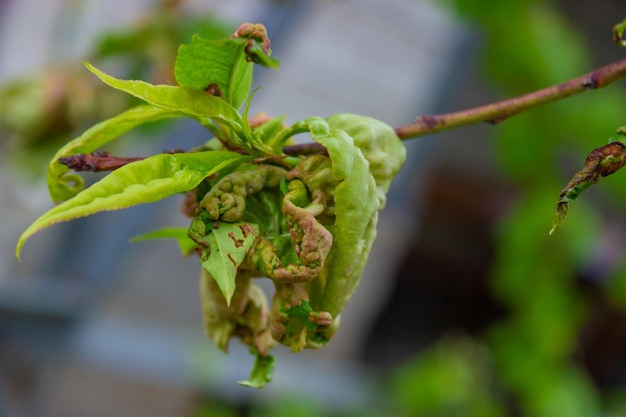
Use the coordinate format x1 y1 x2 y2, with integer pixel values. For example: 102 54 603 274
550 201 569 235
237 352 275 388
15 242 24 262
613 19 626 47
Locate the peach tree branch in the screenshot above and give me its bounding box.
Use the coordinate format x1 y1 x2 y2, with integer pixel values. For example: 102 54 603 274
394 57 626 140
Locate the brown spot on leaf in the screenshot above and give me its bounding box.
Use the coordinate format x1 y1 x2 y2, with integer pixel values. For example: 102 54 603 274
227 253 238 268
228 232 244 248
586 141 626 177
205 83 223 97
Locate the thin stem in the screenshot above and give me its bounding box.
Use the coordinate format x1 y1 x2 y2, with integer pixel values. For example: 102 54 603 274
58 57 626 171
395 58 626 140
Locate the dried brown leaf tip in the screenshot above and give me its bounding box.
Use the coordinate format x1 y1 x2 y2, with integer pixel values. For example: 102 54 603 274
231 23 271 57
58 151 143 172
550 141 626 234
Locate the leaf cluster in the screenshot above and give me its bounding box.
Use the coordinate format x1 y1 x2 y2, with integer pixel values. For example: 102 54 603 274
15 23 406 388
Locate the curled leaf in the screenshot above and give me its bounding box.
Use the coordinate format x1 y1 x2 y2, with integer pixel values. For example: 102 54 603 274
550 141 626 234
303 115 406 321
325 114 407 208
230 23 279 69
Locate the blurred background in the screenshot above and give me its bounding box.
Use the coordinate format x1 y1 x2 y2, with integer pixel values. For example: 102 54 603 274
1 0 626 416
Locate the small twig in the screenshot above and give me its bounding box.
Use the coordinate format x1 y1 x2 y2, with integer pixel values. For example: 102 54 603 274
394 58 626 140
282 142 328 156
58 58 626 168
58 151 144 172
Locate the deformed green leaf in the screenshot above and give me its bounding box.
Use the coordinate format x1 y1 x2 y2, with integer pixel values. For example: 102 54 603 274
16 151 249 259
130 227 197 256
230 23 279 69
198 222 259 304
238 351 275 388
48 105 180 203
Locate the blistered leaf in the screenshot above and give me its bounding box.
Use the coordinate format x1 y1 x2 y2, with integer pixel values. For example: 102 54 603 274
130 227 197 256
16 151 248 259
230 23 280 69
175 35 253 109
238 351 275 388
199 222 259 304
48 105 180 202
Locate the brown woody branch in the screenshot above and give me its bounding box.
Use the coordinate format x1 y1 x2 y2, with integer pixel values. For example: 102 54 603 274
59 58 626 172
394 58 626 139
58 152 144 172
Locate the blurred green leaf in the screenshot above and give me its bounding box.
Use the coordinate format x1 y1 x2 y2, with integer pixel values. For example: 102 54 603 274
198 222 259 305
238 351 275 388
131 227 197 256
389 338 505 417
613 19 626 47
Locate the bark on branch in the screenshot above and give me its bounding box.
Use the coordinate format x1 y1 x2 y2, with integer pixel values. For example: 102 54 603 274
394 58 626 140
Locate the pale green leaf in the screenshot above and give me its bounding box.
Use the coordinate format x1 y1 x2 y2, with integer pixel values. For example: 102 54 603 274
199 222 258 304
131 227 197 256
304 117 381 319
296 115 405 324
16 151 249 259
48 105 180 203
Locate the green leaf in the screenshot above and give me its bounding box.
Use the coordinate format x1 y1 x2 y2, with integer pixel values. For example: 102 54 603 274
131 227 197 256
306 117 380 319
174 35 253 109
48 105 180 203
84 63 244 133
238 351 275 388
198 222 258 304
16 151 249 259
614 19 626 47
284 299 318 332
255 115 287 148
295 116 405 320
